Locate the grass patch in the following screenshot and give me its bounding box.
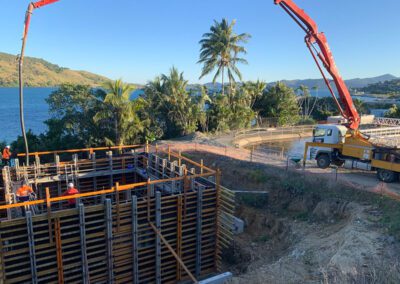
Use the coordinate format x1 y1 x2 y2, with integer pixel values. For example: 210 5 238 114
255 235 269 243
237 193 268 209
273 169 400 240
248 169 268 183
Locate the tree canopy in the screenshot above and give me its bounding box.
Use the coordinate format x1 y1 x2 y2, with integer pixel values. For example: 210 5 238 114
254 82 300 126
198 19 251 97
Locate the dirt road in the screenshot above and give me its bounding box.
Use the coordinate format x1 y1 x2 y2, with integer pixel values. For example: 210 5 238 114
158 141 400 200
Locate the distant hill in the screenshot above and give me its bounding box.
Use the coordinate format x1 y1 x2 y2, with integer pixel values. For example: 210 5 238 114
202 74 398 93
359 79 400 95
274 74 398 91
0 52 110 87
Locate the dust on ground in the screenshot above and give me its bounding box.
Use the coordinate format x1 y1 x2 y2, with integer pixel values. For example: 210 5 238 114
185 151 400 284
161 132 400 198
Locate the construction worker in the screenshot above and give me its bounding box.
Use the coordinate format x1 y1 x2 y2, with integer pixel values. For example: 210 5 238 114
16 181 34 216
2 145 11 166
62 183 79 208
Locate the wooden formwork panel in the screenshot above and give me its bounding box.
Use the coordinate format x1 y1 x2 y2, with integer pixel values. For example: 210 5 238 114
0 188 221 283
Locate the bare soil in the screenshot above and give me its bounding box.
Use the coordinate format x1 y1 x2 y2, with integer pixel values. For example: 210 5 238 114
184 151 400 284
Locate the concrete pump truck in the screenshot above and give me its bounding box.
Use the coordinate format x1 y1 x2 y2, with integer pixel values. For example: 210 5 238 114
275 0 400 183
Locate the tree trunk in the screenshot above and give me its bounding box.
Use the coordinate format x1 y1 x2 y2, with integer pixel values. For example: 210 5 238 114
221 67 225 97
229 77 233 106
115 117 119 146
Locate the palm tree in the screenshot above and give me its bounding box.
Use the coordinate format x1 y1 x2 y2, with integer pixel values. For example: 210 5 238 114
161 67 199 136
198 19 251 99
143 67 209 137
242 80 267 108
94 79 143 146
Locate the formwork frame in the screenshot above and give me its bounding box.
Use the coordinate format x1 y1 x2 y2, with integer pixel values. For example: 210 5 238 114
0 145 235 283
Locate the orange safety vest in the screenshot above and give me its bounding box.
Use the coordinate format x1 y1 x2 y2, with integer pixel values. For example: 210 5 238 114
2 148 10 159
63 188 79 205
16 185 33 197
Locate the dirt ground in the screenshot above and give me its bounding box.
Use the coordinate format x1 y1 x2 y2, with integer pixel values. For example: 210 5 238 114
185 151 400 284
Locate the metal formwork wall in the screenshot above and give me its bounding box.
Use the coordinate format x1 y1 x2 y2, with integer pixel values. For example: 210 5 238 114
0 188 221 283
0 145 235 283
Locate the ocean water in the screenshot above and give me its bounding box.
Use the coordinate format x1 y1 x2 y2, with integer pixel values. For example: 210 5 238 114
0 87 143 143
0 88 53 143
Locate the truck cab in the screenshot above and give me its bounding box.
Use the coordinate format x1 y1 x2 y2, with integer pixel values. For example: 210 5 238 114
309 124 347 168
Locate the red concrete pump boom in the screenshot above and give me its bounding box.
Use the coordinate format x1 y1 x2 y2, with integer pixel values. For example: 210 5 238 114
274 0 360 130
19 0 59 165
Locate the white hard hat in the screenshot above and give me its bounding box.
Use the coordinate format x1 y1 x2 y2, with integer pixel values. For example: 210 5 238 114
68 183 74 188
6 145 10 148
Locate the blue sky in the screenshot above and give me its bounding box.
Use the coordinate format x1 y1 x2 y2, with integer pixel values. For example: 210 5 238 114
1 0 399 84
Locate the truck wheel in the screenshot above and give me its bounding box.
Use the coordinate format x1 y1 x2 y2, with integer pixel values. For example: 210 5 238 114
377 169 398 183
317 154 331 169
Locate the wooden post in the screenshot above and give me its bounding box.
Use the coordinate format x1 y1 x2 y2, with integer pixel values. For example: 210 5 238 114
195 187 203 277
35 154 40 175
115 183 120 232
26 210 38 284
105 199 114 283
78 203 89 284
214 169 221 271
183 169 189 218
155 192 161 284
168 145 171 161
46 187 53 244
54 218 64 284
55 155 62 210
200 159 204 175
91 152 98 198
72 154 80 192
131 196 139 284
147 178 151 221
0 231 5 282
176 195 182 281
122 156 126 184
107 151 113 190
178 151 182 167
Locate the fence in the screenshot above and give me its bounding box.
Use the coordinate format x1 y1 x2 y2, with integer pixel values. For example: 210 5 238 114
233 125 314 148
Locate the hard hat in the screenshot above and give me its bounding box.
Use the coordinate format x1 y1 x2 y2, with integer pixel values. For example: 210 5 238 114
6 145 10 148
68 182 74 188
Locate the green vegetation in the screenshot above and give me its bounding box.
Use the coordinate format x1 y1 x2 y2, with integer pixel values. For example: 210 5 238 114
310 96 369 121
94 80 144 146
359 79 400 95
142 67 209 138
0 52 111 87
254 82 300 125
385 104 400 118
237 193 268 209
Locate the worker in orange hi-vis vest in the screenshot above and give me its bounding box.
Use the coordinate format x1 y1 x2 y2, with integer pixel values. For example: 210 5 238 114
16 181 34 216
63 183 80 208
2 145 11 166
